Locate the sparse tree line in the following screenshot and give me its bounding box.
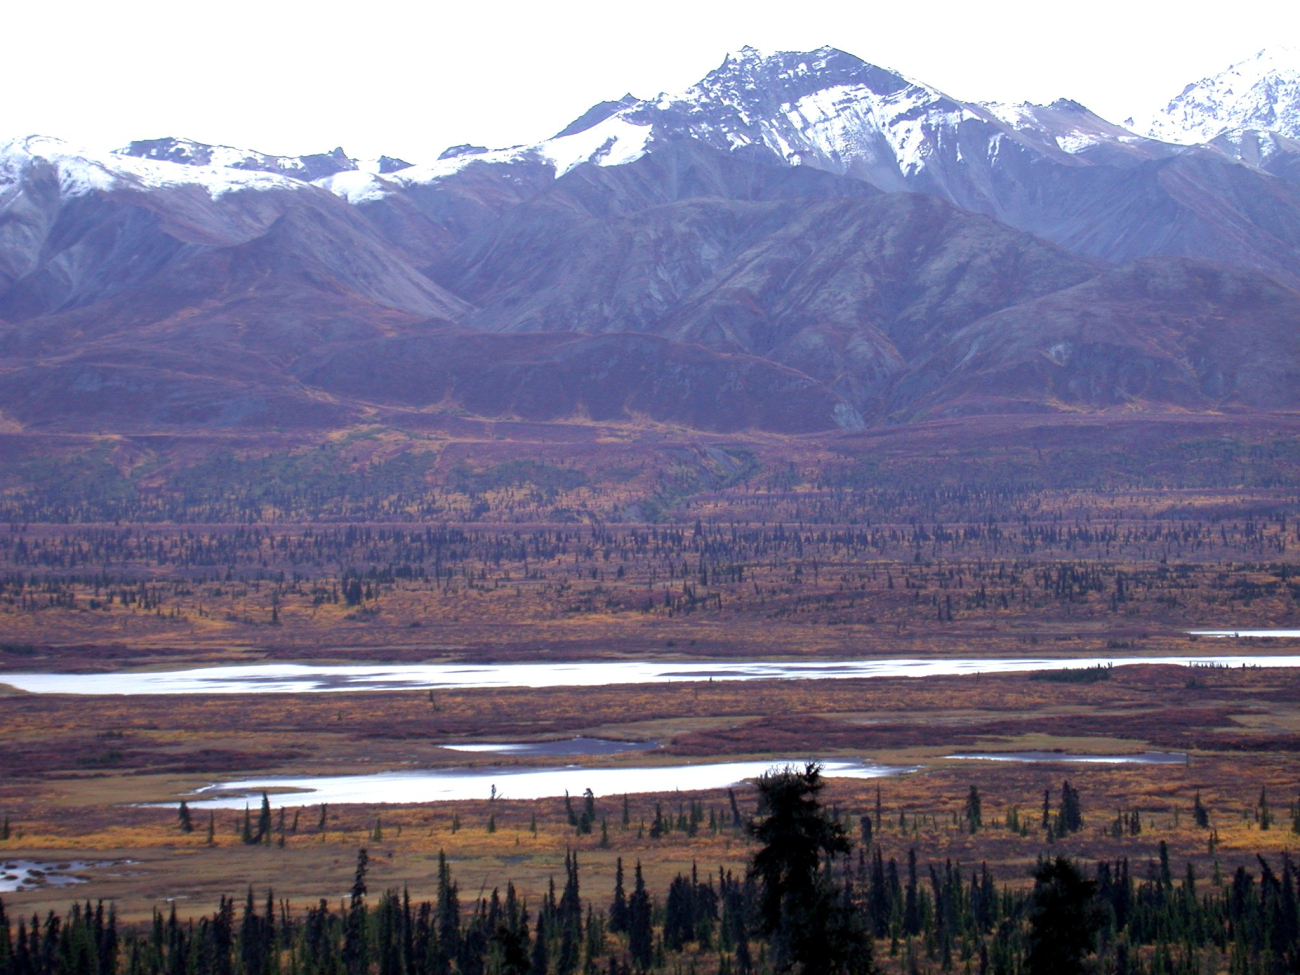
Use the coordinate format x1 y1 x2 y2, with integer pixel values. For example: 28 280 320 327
0 514 1296 628
2 440 1298 529
2 517 1294 575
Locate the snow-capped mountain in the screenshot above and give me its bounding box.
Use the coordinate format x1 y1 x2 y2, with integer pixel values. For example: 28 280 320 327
5 45 1300 435
0 134 307 208
119 137 359 181
618 46 1158 182
370 46 1300 287
1132 47 1300 143
1206 127 1300 184
377 46 1164 200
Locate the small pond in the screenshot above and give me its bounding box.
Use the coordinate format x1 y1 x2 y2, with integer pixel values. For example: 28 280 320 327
0 860 109 893
439 737 659 757
182 758 914 808
949 751 1187 765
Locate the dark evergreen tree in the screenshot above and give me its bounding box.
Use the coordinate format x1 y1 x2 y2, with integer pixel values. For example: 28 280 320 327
436 852 461 974
579 790 597 836
1024 857 1104 975
747 763 873 974
609 858 629 934
343 849 369 975
627 862 653 972
528 907 549 975
1056 781 1083 834
859 815 872 848
1193 791 1210 828
256 793 273 845
963 786 982 834
557 851 582 975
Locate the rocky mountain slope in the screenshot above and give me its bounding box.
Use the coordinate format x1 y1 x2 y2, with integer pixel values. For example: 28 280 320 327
1 48 1299 435
1133 48 1300 144
362 46 1300 289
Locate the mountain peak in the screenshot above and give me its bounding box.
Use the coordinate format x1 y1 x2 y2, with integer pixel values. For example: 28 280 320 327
118 137 358 180
1135 46 1300 144
554 94 642 139
722 44 769 63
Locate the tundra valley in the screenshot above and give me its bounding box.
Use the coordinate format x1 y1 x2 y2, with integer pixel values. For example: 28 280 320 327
2 41 1300 975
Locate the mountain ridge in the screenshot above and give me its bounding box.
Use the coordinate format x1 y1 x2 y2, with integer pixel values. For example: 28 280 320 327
2 47 1299 437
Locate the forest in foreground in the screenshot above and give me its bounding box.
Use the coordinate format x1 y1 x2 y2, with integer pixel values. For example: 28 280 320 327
5 764 1300 975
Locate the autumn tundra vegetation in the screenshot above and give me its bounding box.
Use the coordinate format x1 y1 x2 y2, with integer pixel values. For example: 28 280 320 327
2 423 1300 974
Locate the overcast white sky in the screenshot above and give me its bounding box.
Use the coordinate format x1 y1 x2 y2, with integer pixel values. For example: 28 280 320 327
4 0 1297 161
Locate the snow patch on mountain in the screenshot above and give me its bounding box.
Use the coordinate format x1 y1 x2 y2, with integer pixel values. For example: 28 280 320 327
981 100 1154 156
1133 47 1300 143
387 116 652 188
315 170 392 205
1 136 304 201
538 116 653 175
120 137 357 180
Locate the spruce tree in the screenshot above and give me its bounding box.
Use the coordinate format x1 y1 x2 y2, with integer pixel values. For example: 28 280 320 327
528 907 549 975
1057 781 1082 835
257 793 273 845
1024 857 1104 975
343 849 369 975
178 802 194 834
748 762 873 973
437 850 462 968
628 862 653 972
1193 791 1210 828
963 786 982 834
609 858 629 934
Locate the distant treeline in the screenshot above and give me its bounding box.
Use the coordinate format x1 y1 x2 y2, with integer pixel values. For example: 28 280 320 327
0 514 1295 628
2 435 1299 525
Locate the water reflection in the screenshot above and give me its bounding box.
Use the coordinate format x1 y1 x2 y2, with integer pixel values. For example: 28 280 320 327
949 751 1186 764
0 860 106 893
1188 630 1300 638
183 759 913 808
8 654 1300 696
440 738 659 757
